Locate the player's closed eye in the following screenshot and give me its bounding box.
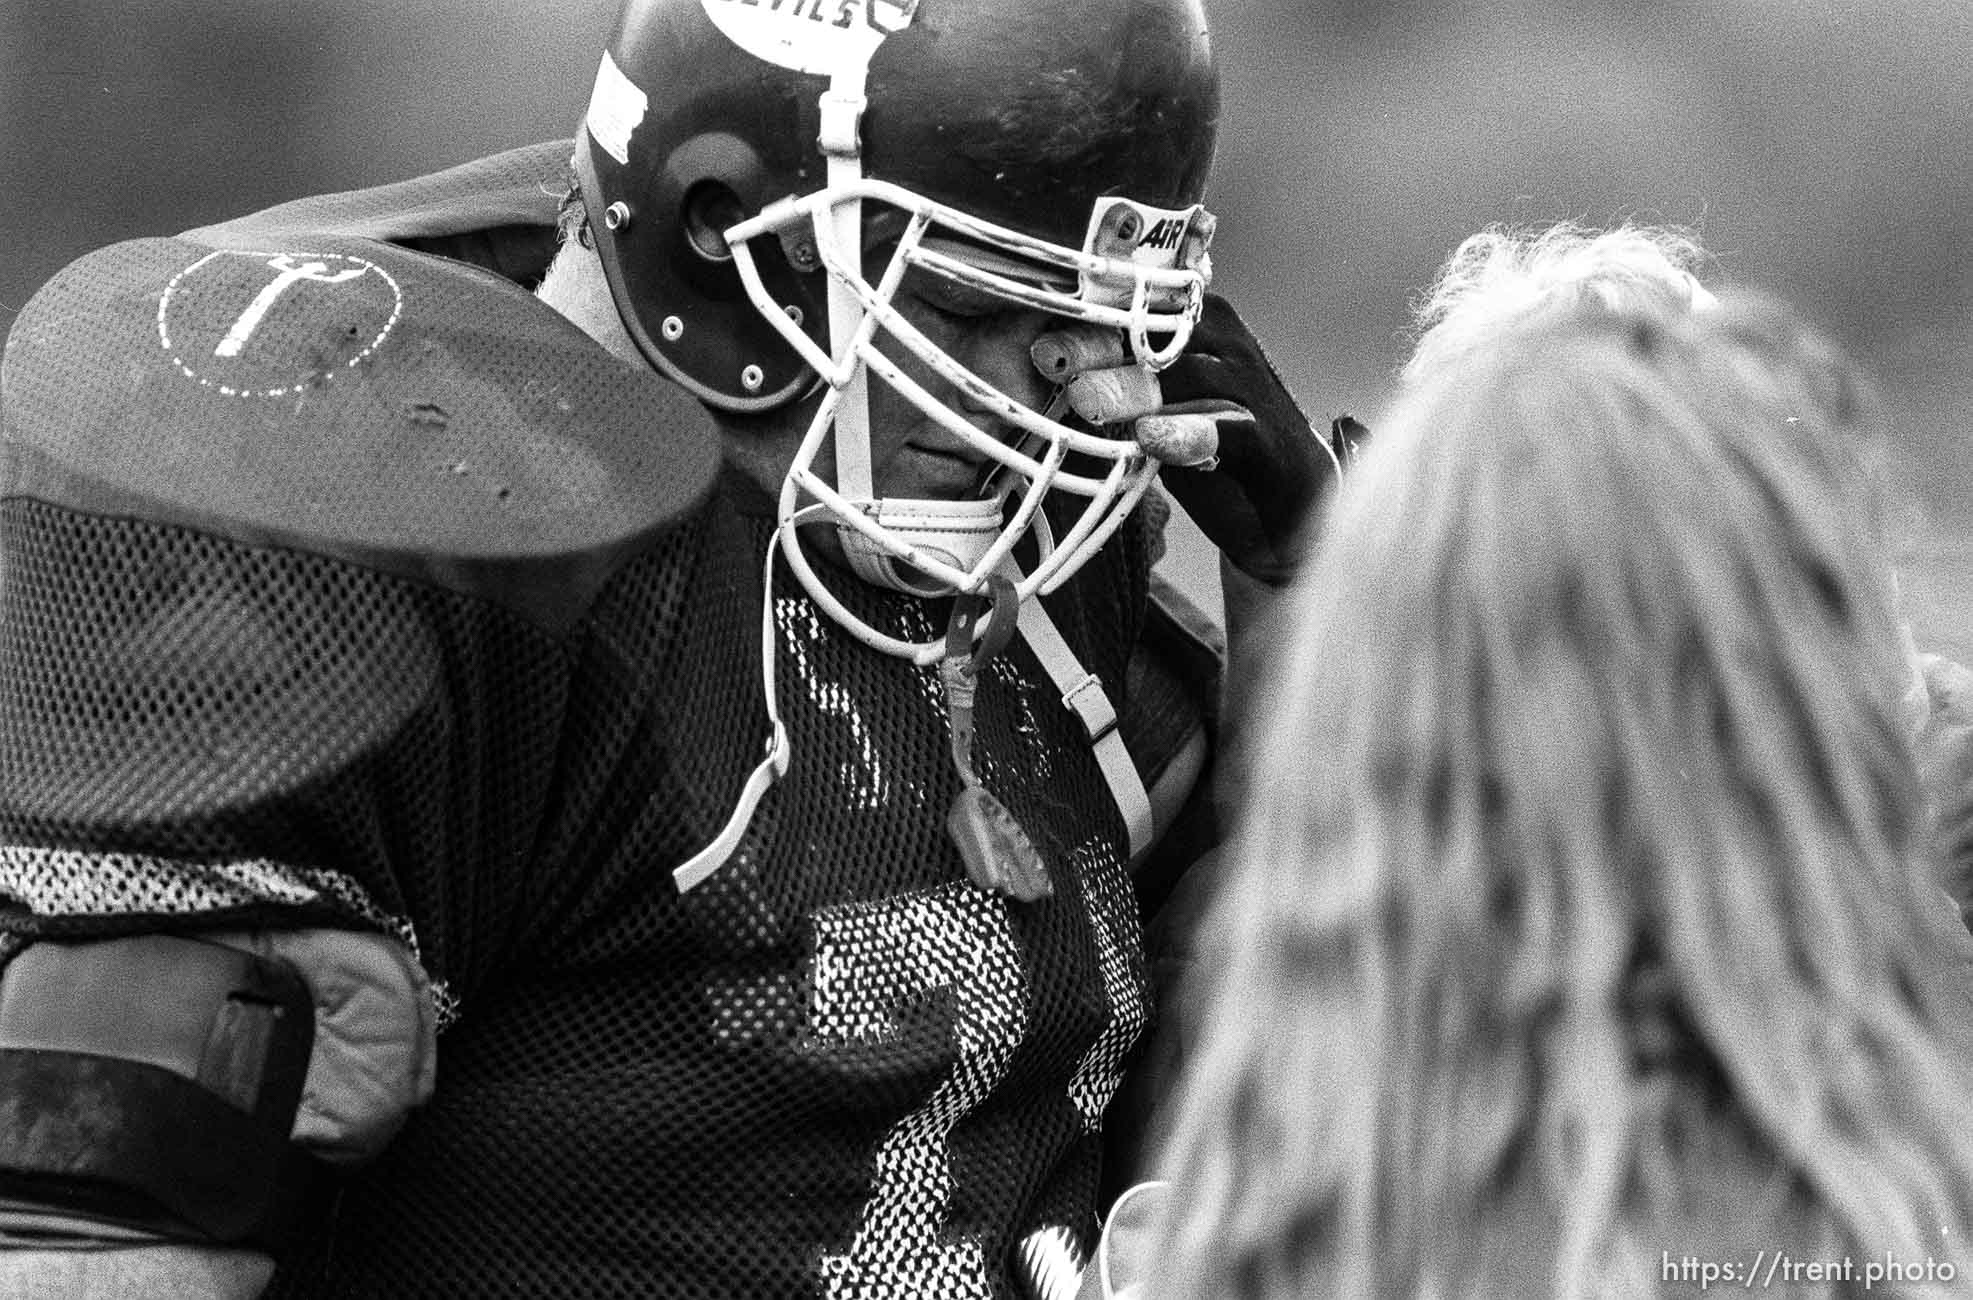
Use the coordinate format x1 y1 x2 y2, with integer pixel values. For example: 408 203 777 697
912 284 999 321
894 263 1002 320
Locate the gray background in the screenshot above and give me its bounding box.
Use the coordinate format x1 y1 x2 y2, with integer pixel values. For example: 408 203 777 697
6 0 1970 657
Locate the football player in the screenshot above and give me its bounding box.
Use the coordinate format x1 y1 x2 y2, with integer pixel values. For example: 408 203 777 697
0 1 1351 1296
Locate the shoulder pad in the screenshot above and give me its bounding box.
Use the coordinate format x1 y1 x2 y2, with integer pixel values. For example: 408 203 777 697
1 233 721 631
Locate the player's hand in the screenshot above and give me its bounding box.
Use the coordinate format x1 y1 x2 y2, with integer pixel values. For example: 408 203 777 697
1139 293 1364 587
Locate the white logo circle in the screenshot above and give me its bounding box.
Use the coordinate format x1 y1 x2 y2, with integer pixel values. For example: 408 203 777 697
156 249 403 398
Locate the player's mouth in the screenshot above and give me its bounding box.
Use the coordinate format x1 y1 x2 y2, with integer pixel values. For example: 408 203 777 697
891 440 991 497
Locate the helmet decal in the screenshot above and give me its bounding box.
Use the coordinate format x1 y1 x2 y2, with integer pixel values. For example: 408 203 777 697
699 0 919 76
585 49 647 167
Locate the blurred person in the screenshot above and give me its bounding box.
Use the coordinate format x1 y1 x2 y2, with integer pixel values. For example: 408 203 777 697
1133 298 1973 1298
1406 221 1973 914
1106 220 1741 1199
0 1 1352 1297
1696 297 1973 922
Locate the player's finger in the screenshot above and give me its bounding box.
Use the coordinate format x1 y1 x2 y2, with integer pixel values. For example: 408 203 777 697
1134 411 1226 468
1031 325 1129 382
1064 364 1163 424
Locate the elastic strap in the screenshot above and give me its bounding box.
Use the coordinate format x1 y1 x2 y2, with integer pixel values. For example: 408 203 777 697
1015 582 1154 861
0 934 318 1248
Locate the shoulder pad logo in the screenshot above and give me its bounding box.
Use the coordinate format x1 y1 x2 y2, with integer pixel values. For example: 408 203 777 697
700 0 919 76
158 249 402 399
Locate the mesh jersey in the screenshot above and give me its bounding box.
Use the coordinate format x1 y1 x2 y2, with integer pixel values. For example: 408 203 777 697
0 159 1212 1298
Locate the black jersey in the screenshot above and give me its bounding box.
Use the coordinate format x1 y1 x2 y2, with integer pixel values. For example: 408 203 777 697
0 154 1211 1298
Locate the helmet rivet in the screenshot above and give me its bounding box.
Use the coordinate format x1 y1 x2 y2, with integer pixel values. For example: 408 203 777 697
784 304 805 326
741 364 766 392
661 315 685 342
603 201 632 231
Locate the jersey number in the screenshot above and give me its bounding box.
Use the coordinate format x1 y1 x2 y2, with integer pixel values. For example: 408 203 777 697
808 873 1145 1298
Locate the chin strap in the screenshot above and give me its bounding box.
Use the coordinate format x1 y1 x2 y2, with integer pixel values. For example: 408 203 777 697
838 495 1007 595
672 525 794 894
673 63 877 897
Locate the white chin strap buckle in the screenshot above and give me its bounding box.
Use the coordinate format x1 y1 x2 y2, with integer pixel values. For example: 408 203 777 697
839 495 1007 596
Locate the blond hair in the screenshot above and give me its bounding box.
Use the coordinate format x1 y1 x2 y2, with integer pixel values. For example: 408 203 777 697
1402 221 1714 386
1152 301 1973 1298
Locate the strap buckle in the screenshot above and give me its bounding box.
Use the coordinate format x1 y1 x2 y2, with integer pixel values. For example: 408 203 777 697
1061 672 1119 744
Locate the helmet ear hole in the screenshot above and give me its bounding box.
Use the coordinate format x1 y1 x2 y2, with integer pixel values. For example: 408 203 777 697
683 182 746 263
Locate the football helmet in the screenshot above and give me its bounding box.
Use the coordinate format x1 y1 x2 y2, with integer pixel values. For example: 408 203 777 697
576 0 1221 660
